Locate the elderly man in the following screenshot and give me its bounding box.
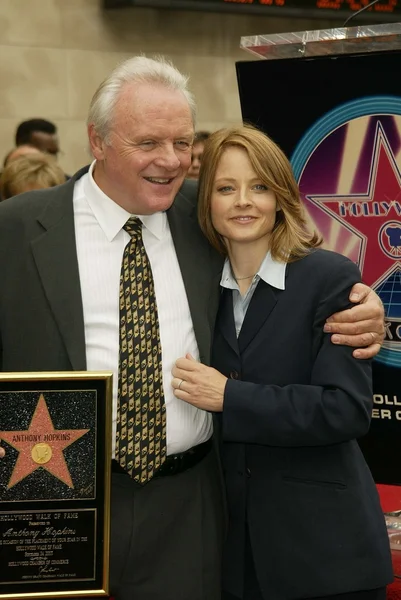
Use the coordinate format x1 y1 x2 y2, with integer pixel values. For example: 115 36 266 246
0 56 384 600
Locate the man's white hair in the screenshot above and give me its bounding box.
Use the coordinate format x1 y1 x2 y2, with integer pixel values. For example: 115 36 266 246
87 55 196 142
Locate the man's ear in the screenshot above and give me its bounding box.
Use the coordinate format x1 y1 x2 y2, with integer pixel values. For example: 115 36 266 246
88 124 106 160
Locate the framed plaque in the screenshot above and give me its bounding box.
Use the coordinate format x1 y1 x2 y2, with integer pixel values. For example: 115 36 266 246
0 372 113 599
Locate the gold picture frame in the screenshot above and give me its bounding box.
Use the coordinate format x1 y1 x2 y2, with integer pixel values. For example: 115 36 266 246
0 371 113 599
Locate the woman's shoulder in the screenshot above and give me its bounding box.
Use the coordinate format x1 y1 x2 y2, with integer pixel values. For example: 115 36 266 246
285 251 361 317
295 248 358 272
287 249 361 290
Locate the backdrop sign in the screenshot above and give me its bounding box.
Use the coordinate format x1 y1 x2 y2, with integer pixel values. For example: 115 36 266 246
237 50 401 484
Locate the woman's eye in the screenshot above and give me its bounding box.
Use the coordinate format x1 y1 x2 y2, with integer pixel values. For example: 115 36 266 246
217 186 233 193
254 184 268 191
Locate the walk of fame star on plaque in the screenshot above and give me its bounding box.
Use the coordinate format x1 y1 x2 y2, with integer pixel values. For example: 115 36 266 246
0 394 89 489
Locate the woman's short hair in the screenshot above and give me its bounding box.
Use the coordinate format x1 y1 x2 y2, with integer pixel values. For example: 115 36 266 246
88 55 196 143
197 125 322 262
0 153 65 200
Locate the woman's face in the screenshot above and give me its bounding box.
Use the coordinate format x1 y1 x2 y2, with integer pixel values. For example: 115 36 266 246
210 146 279 250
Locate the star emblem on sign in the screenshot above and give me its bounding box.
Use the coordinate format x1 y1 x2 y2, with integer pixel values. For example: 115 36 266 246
0 394 89 489
307 122 401 288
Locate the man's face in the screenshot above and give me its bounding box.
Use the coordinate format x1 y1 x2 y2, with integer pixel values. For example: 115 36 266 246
29 131 60 157
89 82 194 215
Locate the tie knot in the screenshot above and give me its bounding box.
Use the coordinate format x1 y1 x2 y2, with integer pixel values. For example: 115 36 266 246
124 217 142 240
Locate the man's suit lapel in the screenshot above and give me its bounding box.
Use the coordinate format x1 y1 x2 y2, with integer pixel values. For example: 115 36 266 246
238 279 279 354
167 188 219 364
30 170 87 370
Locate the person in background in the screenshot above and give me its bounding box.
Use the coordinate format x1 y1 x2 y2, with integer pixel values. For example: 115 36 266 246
15 118 60 158
0 153 66 199
3 144 41 167
187 130 210 179
0 57 385 600
172 125 392 600
0 145 42 199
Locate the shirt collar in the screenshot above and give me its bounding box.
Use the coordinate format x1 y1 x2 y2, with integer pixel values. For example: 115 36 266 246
83 161 166 242
220 251 287 291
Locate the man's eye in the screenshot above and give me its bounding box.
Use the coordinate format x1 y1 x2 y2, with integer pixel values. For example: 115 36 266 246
175 141 191 150
140 141 156 148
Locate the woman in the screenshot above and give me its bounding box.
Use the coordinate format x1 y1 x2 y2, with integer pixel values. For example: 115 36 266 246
0 152 65 199
172 126 392 600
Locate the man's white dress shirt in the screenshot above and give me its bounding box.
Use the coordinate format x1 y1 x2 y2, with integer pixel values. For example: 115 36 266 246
73 162 212 457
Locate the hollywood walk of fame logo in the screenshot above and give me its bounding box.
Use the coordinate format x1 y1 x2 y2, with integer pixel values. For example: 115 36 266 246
0 394 89 489
306 122 401 362
379 220 401 260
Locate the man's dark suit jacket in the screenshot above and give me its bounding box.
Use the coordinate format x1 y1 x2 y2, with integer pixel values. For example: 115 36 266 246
213 249 393 600
0 167 222 372
0 168 226 599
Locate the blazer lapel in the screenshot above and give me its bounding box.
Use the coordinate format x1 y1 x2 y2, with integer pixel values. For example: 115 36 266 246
30 170 87 370
167 191 218 364
238 279 279 354
217 287 240 357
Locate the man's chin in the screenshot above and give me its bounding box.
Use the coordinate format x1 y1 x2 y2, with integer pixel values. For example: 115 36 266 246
138 177 185 212
141 193 177 214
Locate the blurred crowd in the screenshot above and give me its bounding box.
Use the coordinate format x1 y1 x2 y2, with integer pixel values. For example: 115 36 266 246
0 118 211 200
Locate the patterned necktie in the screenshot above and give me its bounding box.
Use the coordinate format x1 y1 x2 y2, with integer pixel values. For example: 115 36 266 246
116 217 167 484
